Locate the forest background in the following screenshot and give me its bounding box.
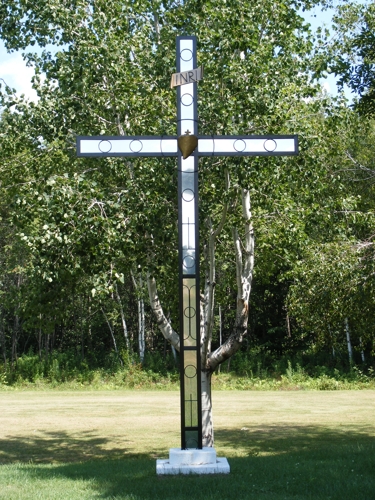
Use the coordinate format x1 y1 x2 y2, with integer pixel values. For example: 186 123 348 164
1 0 375 389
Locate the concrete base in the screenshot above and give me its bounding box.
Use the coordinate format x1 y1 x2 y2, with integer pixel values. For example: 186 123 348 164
156 447 230 475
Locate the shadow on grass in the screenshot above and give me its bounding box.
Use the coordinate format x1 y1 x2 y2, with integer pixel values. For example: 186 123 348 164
1 424 375 499
0 429 137 464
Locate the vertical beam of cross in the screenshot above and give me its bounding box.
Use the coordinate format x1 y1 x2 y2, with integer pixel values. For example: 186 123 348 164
76 35 299 453
176 36 202 450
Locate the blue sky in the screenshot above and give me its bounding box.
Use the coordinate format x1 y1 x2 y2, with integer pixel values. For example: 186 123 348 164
0 4 359 102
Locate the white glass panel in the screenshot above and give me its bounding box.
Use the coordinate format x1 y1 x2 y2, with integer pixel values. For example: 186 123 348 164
198 138 297 154
182 217 195 248
179 82 195 135
181 171 195 198
181 197 195 225
181 156 195 173
181 106 194 122
160 139 178 153
80 138 178 155
111 140 132 153
135 139 166 154
273 138 296 152
211 139 236 153
80 140 103 153
180 119 196 135
179 39 193 73
197 139 214 154
244 139 267 153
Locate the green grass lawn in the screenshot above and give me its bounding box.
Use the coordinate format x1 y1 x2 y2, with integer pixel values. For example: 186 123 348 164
0 390 374 499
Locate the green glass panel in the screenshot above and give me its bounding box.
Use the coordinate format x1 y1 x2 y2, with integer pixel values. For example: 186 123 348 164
184 430 199 449
184 349 198 427
182 278 197 346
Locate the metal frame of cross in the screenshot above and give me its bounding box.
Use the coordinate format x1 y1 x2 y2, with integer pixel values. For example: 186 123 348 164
76 35 298 450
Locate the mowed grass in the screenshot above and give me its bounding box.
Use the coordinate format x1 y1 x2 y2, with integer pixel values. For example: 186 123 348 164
0 390 374 500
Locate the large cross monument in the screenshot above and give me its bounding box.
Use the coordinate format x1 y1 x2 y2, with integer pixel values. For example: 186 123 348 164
77 36 298 474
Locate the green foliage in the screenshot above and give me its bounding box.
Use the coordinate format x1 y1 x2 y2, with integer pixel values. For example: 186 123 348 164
1 0 375 377
331 2 375 115
1 348 374 391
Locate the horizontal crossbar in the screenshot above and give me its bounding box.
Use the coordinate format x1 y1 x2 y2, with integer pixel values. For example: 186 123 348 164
77 135 298 157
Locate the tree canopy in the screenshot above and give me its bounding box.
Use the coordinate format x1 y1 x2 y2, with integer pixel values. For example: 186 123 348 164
0 0 374 383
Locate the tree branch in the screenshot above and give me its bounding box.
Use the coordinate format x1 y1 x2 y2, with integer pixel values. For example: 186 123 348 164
147 273 180 352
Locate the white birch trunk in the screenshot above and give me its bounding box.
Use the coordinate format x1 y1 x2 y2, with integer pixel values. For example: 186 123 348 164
345 317 353 364
201 370 213 447
359 337 365 363
147 274 180 352
138 275 146 363
201 188 254 446
101 307 123 366
0 311 6 366
115 284 130 351
131 270 147 363
218 305 222 373
208 188 254 372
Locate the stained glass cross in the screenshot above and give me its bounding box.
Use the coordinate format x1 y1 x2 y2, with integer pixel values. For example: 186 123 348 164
76 35 298 450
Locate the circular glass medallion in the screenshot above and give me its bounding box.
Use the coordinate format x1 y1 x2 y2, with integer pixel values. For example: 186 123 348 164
99 140 112 153
183 255 195 270
182 189 195 202
264 139 277 152
130 139 143 153
184 306 196 319
234 139 246 152
185 365 197 378
181 93 194 106
180 48 193 62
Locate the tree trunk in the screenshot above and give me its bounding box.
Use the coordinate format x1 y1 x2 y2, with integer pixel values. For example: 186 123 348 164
218 305 222 373
0 312 6 367
101 307 123 366
138 275 146 363
147 274 180 352
38 314 42 361
345 317 353 364
131 271 147 363
207 188 254 372
45 332 50 359
11 314 20 367
115 284 130 351
359 336 365 363
171 344 177 364
201 370 213 447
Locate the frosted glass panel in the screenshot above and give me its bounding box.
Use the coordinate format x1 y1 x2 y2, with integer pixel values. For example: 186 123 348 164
181 156 195 173
198 137 297 154
179 39 194 73
182 249 195 275
79 138 177 155
181 170 195 195
181 165 196 275
182 215 195 247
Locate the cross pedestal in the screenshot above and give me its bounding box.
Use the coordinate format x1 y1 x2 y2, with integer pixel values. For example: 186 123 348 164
156 447 230 475
77 36 298 474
